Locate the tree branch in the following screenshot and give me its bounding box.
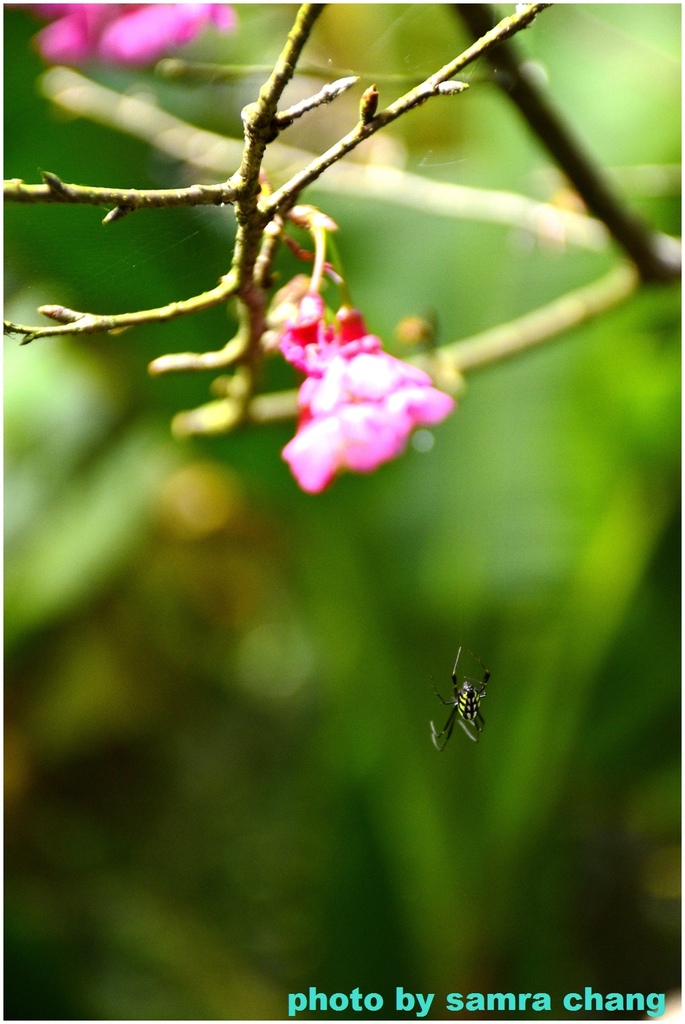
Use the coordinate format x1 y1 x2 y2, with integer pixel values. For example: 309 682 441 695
274 75 359 129
6 2 665 444
417 263 640 381
259 4 548 215
263 2 550 213
230 3 325 210
5 274 237 344
454 3 681 283
220 4 326 412
19 66 608 253
4 172 237 219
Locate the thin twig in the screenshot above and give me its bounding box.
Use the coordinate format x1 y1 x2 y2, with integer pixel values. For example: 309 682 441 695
274 76 359 129
263 3 551 213
5 274 237 344
24 66 608 251
147 335 247 376
4 173 237 217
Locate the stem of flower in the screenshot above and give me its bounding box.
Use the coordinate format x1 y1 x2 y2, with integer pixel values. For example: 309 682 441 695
309 224 327 293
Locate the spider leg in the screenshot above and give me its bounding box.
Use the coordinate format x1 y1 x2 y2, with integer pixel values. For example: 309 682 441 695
467 650 490 686
431 706 458 750
442 714 457 748
431 725 446 751
451 646 463 688
431 730 445 752
431 679 456 706
457 717 480 742
430 705 457 739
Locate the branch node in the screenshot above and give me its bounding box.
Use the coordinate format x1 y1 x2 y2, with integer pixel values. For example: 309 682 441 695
37 305 83 323
103 205 132 224
41 170 68 195
274 75 360 131
147 335 248 376
359 85 379 125
436 80 469 96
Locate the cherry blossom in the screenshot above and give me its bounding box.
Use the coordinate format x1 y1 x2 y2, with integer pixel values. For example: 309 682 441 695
280 296 455 493
31 4 235 66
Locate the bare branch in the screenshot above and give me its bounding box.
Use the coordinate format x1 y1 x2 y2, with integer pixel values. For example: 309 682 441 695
416 263 640 381
5 274 238 344
225 3 326 397
32 65 608 252
8 0 670 446
232 4 325 198
262 3 551 213
148 336 248 376
274 76 360 129
455 3 681 282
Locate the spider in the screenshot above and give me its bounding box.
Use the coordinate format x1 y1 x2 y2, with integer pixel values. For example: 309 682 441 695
430 647 490 750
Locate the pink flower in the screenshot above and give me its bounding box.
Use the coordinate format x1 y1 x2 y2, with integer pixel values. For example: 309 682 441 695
280 297 455 493
31 4 235 66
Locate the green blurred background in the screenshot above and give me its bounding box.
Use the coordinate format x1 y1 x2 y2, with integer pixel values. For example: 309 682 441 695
4 5 680 1020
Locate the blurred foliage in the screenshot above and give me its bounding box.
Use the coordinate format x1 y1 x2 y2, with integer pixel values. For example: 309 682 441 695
4 4 680 1021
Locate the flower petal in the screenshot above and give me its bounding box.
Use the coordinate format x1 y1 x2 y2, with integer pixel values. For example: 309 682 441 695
336 404 410 470
100 4 231 63
32 4 236 65
386 385 455 426
280 294 456 492
282 416 343 493
34 6 110 63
